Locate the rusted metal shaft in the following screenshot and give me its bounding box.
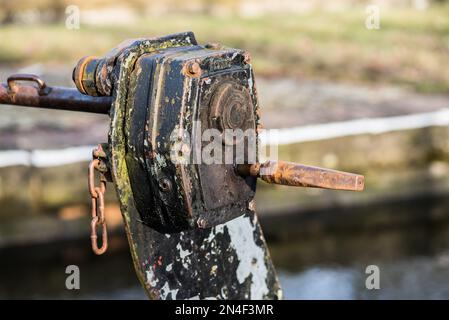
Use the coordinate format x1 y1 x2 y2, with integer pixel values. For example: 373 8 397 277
0 74 111 114
238 160 365 191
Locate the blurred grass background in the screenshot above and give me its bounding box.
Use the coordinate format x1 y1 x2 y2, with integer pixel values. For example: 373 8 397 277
1 1 449 300
0 0 448 93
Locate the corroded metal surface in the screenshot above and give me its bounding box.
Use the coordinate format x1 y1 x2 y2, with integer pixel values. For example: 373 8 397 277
137 212 281 299
77 32 260 232
0 75 111 114
105 32 282 299
238 160 365 191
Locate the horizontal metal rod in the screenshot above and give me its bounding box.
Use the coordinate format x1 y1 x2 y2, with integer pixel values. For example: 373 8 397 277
237 160 365 191
0 83 112 114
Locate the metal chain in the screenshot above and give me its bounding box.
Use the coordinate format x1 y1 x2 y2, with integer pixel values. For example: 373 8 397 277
88 158 108 255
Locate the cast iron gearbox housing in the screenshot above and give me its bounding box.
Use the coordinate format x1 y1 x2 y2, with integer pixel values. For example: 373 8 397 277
74 32 259 233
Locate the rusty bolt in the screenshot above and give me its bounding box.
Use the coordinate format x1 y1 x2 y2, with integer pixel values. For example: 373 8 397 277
184 61 202 78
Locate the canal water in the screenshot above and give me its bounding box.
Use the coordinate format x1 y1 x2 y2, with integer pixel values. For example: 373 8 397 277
1 195 449 299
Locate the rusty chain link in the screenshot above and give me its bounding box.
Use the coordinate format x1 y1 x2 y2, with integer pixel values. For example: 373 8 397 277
88 157 108 255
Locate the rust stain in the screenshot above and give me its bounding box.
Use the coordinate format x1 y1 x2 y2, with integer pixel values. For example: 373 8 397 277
182 61 202 78
238 160 365 191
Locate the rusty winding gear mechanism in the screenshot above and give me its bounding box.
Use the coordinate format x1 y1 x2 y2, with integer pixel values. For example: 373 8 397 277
71 32 364 233
0 32 364 299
